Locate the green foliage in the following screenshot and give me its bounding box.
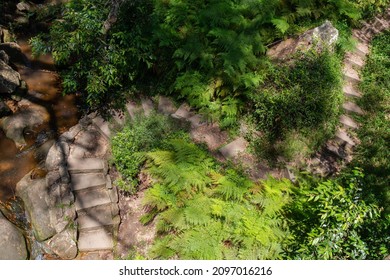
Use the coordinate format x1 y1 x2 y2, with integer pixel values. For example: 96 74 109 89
111 113 178 191
284 169 388 260
249 50 343 162
356 31 390 214
30 0 154 109
143 139 293 260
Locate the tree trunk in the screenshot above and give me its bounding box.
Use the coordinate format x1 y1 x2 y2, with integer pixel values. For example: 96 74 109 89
103 0 125 34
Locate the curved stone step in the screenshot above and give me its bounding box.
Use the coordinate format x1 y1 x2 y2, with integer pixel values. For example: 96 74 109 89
219 137 248 159
343 84 362 98
125 101 142 121
345 52 365 69
352 30 370 43
78 227 114 252
158 96 177 115
355 42 369 57
74 186 111 211
67 157 107 174
70 173 106 191
77 205 120 231
343 101 364 115
112 111 125 127
335 129 356 146
91 116 111 139
171 103 193 119
188 114 206 128
343 65 361 84
373 17 389 30
339 114 359 130
325 143 348 160
141 97 154 116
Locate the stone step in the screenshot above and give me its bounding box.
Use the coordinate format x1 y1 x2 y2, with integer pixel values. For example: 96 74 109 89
219 137 248 159
343 101 364 115
188 114 206 128
70 173 106 191
112 111 125 127
125 101 142 121
171 103 193 119
335 129 356 146
343 65 361 84
352 30 369 43
325 143 347 160
345 52 365 69
67 157 107 174
91 116 111 139
78 227 114 251
355 42 369 57
158 96 177 115
77 205 119 230
373 17 389 30
141 97 154 116
339 114 359 130
77 202 119 218
74 187 112 211
343 84 362 98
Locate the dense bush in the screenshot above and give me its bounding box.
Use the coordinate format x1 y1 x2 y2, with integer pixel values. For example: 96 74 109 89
248 50 343 162
356 31 390 213
284 169 389 259
111 113 181 192
142 139 292 259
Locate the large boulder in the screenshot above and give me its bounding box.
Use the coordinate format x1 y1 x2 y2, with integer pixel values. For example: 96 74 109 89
1 100 49 148
0 211 28 260
0 100 12 117
268 20 339 60
0 26 12 43
0 58 20 94
16 174 57 241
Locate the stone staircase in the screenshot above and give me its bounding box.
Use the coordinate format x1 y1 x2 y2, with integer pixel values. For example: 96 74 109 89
305 9 390 176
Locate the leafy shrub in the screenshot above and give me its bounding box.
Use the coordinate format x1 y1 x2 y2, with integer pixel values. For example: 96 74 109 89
111 113 180 191
284 169 388 260
142 139 293 260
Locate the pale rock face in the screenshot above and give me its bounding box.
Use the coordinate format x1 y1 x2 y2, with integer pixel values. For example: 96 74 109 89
0 211 28 260
267 21 339 60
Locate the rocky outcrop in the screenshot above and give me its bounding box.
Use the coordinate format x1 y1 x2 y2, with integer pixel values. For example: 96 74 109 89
0 211 28 260
0 42 28 66
268 21 339 60
0 57 21 94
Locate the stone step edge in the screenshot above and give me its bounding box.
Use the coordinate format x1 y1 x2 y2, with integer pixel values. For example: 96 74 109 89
77 215 120 232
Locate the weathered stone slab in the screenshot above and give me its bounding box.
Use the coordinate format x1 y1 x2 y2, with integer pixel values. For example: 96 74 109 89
91 115 111 139
67 157 107 174
77 204 116 230
46 141 68 171
74 187 111 210
355 42 369 57
325 143 348 159
343 101 364 115
339 114 359 129
78 228 113 251
219 137 248 159
345 52 365 69
141 97 154 116
343 65 361 84
188 114 206 128
16 174 56 241
343 84 362 98
125 101 142 120
70 173 106 191
45 228 77 260
335 129 356 146
0 211 27 260
158 96 177 115
172 103 192 119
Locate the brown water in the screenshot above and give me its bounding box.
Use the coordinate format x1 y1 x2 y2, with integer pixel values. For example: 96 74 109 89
0 39 80 202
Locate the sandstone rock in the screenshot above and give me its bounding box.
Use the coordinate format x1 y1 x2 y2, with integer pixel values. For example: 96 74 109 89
16 173 57 241
0 42 28 66
45 141 69 171
0 27 12 43
0 211 28 260
0 50 9 64
0 59 20 94
268 20 339 60
1 105 48 148
45 228 78 260
16 2 34 12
